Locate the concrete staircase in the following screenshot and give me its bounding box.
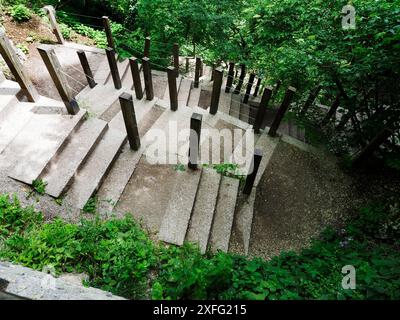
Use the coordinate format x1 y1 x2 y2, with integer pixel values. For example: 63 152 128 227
0 44 290 255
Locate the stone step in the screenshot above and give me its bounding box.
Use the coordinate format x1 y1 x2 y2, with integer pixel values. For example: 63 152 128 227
0 80 21 121
163 75 182 102
64 127 126 209
0 102 35 154
40 118 108 198
6 109 86 185
104 58 129 86
178 78 192 108
76 84 124 118
229 93 241 119
218 90 232 114
185 168 222 253
158 168 202 246
93 55 110 84
254 133 280 188
187 86 201 108
239 103 250 123
208 175 240 252
97 104 165 213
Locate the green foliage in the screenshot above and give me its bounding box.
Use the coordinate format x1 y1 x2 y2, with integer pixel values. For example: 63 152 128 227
205 163 245 181
16 43 29 54
0 193 399 300
10 4 32 22
83 196 97 214
31 179 47 195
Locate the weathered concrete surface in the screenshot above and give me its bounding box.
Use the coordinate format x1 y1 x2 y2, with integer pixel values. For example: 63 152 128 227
218 89 232 114
229 93 241 119
186 168 221 253
209 176 240 252
0 79 20 119
187 86 201 108
104 58 129 86
0 261 124 300
158 168 202 245
65 127 126 209
163 75 182 102
97 105 164 214
177 78 192 108
41 118 108 198
6 109 86 185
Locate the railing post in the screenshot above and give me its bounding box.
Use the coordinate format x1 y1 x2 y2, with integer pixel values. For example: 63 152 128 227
253 87 273 134
268 86 297 137
77 50 96 89
194 57 201 88
321 94 340 125
188 113 202 170
105 48 121 89
352 128 393 167
43 5 64 44
185 57 190 73
211 63 216 81
129 57 143 100
167 66 178 111
144 37 151 58
142 57 154 100
243 149 263 195
253 77 262 97
233 64 246 94
119 92 141 150
243 73 255 104
225 62 235 93
210 68 223 115
0 28 38 102
102 16 115 49
300 85 321 116
172 43 179 77
37 46 79 115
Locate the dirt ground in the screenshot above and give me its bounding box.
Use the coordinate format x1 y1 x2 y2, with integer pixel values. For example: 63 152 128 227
249 140 400 260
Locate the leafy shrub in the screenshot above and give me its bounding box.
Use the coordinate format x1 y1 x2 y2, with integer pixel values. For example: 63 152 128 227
0 193 399 300
10 4 32 23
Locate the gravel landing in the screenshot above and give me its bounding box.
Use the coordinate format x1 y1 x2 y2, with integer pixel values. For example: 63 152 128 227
249 141 359 260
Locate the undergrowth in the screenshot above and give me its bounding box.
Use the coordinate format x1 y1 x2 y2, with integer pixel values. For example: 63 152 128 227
0 193 399 300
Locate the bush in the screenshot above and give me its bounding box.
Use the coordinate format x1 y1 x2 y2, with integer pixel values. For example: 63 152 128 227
10 4 32 23
0 193 399 300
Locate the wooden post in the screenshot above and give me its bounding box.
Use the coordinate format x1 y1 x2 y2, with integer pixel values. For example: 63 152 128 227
321 94 340 125
142 57 154 100
129 57 143 100
352 128 393 167
233 64 246 94
37 46 79 115
172 43 179 77
167 66 178 111
210 68 223 115
185 57 190 73
225 62 235 93
194 57 201 88
77 50 96 89
119 93 141 150
253 87 273 134
0 28 38 102
253 77 262 97
301 85 321 116
243 73 256 104
188 113 202 170
43 5 64 44
105 48 121 89
144 37 151 58
268 86 297 137
211 63 216 81
243 149 263 195
102 16 115 49
199 60 204 77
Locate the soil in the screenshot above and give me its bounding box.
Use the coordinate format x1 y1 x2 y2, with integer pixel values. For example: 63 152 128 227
249 140 400 260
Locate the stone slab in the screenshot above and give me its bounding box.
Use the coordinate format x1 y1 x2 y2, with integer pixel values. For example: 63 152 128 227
218 90 232 114
177 78 192 108
93 55 110 84
163 75 182 102
187 87 201 108
209 175 239 252
229 93 241 119
0 79 21 119
0 261 124 300
239 103 250 123
41 118 108 198
64 127 126 209
158 168 202 245
254 133 280 187
7 109 86 184
186 168 221 253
